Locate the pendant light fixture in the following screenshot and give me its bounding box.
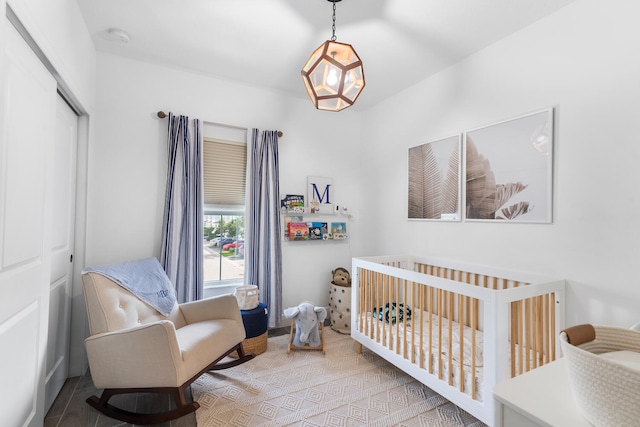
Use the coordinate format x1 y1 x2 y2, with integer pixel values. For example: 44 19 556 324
301 0 365 112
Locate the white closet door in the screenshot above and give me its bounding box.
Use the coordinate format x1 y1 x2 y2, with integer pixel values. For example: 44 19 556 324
44 95 77 412
0 20 56 426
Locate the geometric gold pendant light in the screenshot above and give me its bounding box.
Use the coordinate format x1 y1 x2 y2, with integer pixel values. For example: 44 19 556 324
301 0 365 111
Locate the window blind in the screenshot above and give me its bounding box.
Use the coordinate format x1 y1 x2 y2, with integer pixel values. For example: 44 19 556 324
203 138 247 207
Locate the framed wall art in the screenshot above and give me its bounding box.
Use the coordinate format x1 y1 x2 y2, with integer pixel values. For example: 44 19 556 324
307 176 333 214
465 108 553 223
408 134 462 221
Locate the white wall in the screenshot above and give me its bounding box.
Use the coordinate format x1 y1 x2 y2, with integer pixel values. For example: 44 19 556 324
7 0 95 112
88 53 362 313
357 0 640 328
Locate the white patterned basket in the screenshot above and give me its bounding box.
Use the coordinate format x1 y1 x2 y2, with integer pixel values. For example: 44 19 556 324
329 282 351 334
560 325 640 427
234 285 259 310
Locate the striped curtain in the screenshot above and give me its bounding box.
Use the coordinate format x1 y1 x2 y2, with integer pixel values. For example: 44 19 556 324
246 129 282 328
160 113 204 303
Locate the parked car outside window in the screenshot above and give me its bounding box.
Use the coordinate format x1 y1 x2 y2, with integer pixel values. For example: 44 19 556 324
218 237 234 248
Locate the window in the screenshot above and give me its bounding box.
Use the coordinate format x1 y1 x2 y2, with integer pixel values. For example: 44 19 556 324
202 137 247 288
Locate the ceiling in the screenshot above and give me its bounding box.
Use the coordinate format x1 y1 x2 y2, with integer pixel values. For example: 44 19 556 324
76 0 576 110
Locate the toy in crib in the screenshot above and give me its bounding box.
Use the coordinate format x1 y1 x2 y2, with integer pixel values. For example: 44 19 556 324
373 302 412 324
284 302 327 354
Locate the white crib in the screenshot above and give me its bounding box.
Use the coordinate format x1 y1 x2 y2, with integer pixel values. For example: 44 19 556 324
351 255 565 426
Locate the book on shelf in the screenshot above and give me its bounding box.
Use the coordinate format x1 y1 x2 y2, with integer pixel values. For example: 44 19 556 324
283 215 304 238
288 222 309 241
281 194 305 213
308 222 323 240
330 222 348 239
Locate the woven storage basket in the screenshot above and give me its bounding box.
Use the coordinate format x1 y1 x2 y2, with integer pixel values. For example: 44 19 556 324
560 325 640 427
229 331 267 358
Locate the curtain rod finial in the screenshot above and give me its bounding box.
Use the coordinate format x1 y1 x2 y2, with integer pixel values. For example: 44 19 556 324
157 111 167 118
277 131 283 138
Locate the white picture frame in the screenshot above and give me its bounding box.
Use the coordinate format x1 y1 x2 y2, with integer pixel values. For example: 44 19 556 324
408 134 462 221
465 108 554 223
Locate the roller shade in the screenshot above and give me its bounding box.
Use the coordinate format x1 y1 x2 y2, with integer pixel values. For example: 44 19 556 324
203 138 247 207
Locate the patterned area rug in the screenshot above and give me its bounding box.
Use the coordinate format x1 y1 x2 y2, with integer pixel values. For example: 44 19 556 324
192 329 486 427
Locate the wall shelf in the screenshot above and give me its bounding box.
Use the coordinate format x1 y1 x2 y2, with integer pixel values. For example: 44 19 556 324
281 213 349 242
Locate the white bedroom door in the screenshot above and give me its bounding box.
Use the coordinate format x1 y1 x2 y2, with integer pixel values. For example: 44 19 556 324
44 95 78 412
0 19 57 426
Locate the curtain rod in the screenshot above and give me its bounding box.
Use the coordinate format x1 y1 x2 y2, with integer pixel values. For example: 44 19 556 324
157 111 283 138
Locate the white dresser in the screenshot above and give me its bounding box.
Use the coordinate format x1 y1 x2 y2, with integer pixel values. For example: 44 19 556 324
493 358 592 427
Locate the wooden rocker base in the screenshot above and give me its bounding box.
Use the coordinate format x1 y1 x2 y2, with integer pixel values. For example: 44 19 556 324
86 388 198 425
86 342 255 424
287 321 326 354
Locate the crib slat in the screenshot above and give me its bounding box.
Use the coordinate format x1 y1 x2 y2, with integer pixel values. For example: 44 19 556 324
448 291 453 386
375 270 379 341
394 277 400 354
389 272 394 351
464 295 470 329
368 271 376 338
531 294 535 370
386 273 390 349
367 269 371 338
426 284 431 373
455 271 471 326
357 269 361 334
536 295 544 368
384 273 390 349
510 301 517 378
360 269 365 336
396 276 401 355
458 294 464 392
411 280 416 364
420 283 425 370
532 296 538 369
382 273 387 347
515 296 521 375
550 292 556 360
542 294 551 364
366 269 371 336
420 263 426 369
438 288 443 380
525 295 531 372
366 270 371 338
402 279 407 359
382 271 387 346
511 301 521 377
388 273 392 348
389 271 394 349
392 274 397 353
368 271 376 339
358 268 364 336
370 269 375 340
471 295 477 400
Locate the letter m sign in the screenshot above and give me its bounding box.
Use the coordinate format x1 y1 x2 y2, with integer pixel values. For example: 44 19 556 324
307 176 334 214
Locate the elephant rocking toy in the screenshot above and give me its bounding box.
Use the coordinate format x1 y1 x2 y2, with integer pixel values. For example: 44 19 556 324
284 302 327 354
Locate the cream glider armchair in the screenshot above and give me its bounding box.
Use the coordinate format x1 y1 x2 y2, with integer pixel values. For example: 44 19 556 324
82 268 254 424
